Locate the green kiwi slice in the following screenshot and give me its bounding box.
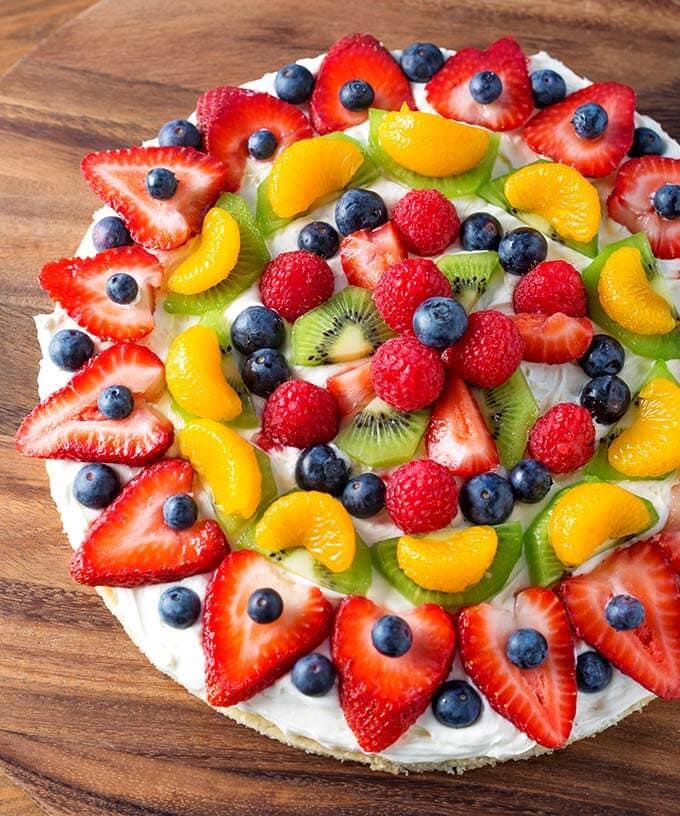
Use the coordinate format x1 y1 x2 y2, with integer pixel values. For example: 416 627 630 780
290 286 393 366
477 369 538 469
436 251 501 310
371 522 523 612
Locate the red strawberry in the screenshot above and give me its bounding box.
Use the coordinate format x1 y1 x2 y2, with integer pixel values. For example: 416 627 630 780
646 484 680 571
81 146 229 250
425 37 533 132
204 550 333 706
458 587 576 749
607 156 680 260
558 541 680 699
15 344 172 464
425 374 500 477
332 596 456 752
310 33 414 134
514 313 593 364
70 459 228 587
326 361 374 417
523 83 635 178
340 221 407 290
196 87 313 192
38 247 163 342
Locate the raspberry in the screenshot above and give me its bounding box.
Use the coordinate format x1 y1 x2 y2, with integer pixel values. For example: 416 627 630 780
371 336 445 411
443 310 523 388
262 380 340 448
392 189 460 256
386 459 459 533
512 259 588 318
373 258 451 334
260 250 334 322
528 403 595 474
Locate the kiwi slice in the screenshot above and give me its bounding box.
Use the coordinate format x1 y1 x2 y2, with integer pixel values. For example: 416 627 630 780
371 522 522 612
216 448 278 541
477 369 538 469
290 286 393 366
335 397 428 468
199 309 231 350
436 251 501 310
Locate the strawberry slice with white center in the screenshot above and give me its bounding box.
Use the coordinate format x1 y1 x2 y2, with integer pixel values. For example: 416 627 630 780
458 587 576 749
15 343 172 464
607 156 680 260
645 484 680 571
326 361 375 417
310 33 414 135
70 459 228 587
523 82 635 178
196 86 313 192
203 550 333 706
81 146 229 250
340 221 408 290
38 246 163 342
513 313 593 364
332 596 456 752
425 37 533 132
558 541 680 699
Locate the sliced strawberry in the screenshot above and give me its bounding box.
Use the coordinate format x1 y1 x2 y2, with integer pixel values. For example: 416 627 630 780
332 596 455 752
310 33 414 135
607 156 680 260
523 82 635 178
558 541 680 699
196 87 313 192
458 587 576 749
203 550 333 706
340 221 408 290
513 313 593 364
326 361 374 417
81 146 229 251
15 344 172 464
425 37 532 132
646 484 680 571
425 374 499 477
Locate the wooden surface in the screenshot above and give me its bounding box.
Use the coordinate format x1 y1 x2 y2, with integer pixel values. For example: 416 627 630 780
1 1 679 813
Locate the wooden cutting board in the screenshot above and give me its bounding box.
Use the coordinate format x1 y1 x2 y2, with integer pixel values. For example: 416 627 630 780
1 1 679 813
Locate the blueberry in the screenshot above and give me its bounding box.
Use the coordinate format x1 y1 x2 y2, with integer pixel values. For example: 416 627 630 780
459 212 503 252
163 493 198 530
72 463 121 509
572 102 608 140
412 297 468 350
247 128 278 160
578 334 625 377
508 458 552 503
247 588 283 624
459 472 515 525
158 586 202 629
576 650 613 693
530 69 567 108
241 348 289 397
580 375 631 424
158 118 202 148
335 189 388 236
97 385 134 419
339 79 375 111
106 272 138 304
48 329 94 371
629 126 666 158
653 183 680 220
371 614 412 657
297 221 340 259
295 444 348 496
92 216 133 251
506 628 548 669
432 680 482 728
497 227 547 276
469 70 502 104
400 42 444 82
605 594 645 631
341 473 386 518
146 167 178 199
291 653 336 696
275 63 315 103
231 306 285 355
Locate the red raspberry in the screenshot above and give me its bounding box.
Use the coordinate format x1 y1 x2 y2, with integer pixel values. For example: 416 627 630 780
386 459 459 533
528 403 595 474
260 250 334 322
443 309 523 388
262 380 340 448
373 258 451 334
512 260 588 318
371 336 445 411
392 189 460 256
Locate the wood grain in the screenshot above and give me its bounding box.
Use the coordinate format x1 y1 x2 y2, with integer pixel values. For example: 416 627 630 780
1 1 679 814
